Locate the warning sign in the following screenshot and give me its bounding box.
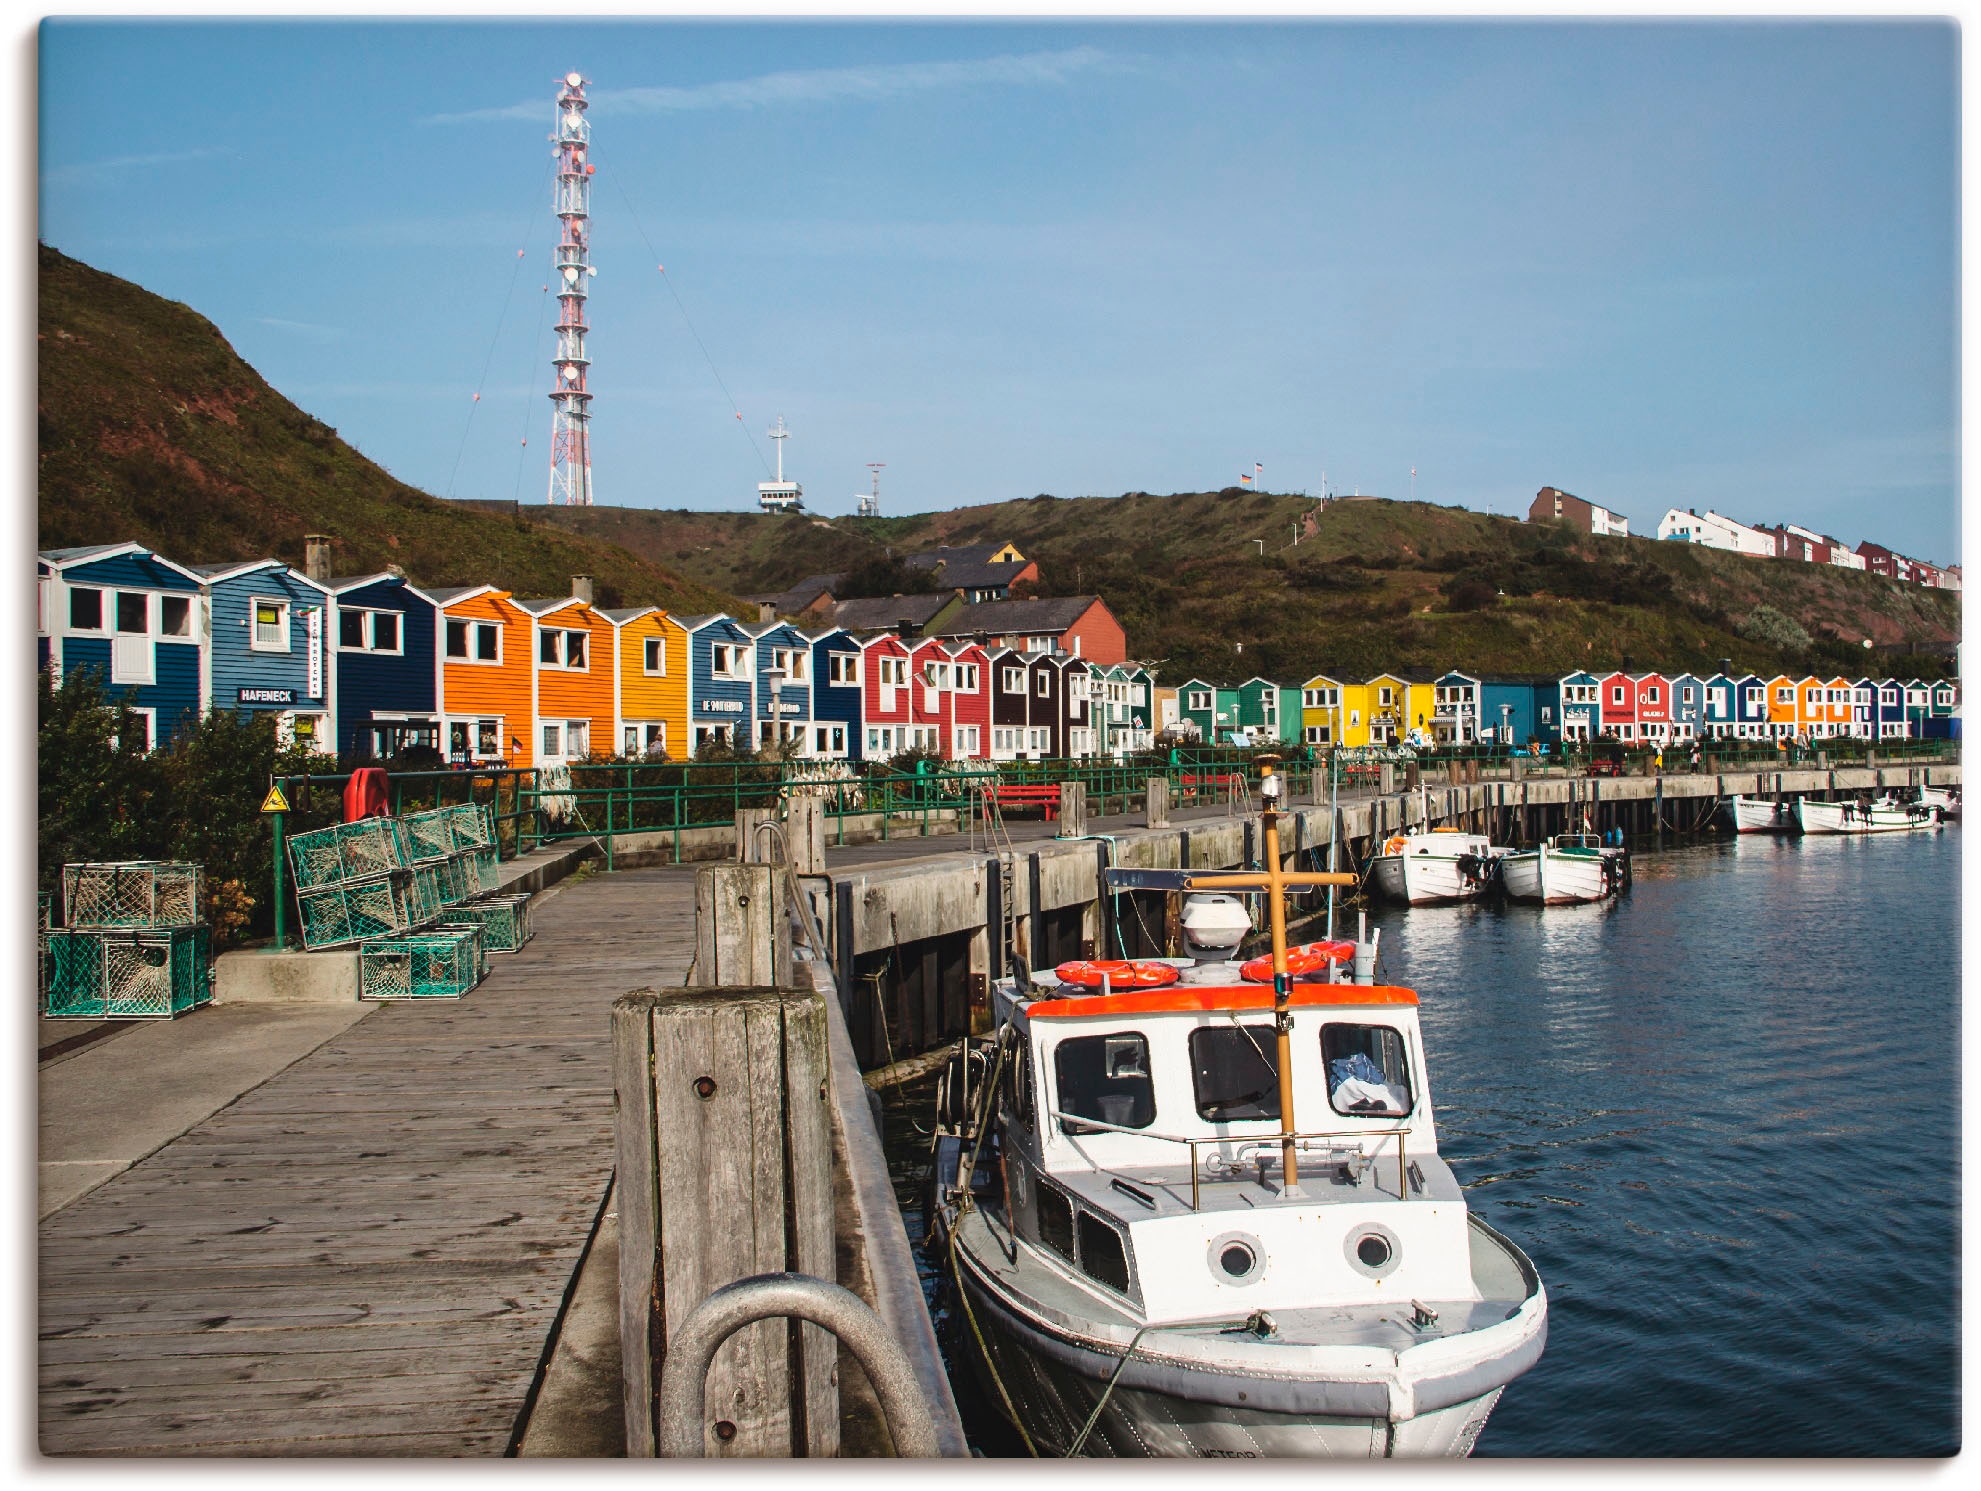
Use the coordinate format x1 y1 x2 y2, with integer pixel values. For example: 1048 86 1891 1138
259 785 291 814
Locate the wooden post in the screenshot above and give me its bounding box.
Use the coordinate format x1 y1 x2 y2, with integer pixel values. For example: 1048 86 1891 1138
613 987 836 1457
1379 763 1396 795
1058 781 1088 838
736 807 778 863
689 863 791 990
1144 777 1170 828
786 796 828 876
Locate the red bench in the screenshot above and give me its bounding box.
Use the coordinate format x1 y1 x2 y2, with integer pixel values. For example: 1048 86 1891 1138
983 784 1062 821
1178 772 1245 796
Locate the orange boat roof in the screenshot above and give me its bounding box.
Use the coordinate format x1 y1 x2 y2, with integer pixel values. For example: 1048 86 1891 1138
1025 984 1419 1019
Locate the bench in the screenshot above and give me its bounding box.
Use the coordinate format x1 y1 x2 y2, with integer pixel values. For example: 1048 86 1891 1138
983 784 1062 821
1178 773 1245 799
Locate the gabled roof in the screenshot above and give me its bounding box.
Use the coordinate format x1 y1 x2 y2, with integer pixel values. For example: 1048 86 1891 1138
672 613 739 634
931 595 1100 637
903 542 1017 572
513 596 594 617
742 573 846 611
600 605 661 624
426 583 501 607
828 592 956 631
183 558 332 595
39 542 143 565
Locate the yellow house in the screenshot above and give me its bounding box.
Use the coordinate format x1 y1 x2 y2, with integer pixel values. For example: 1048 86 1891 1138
1298 674 1349 746
603 606 689 758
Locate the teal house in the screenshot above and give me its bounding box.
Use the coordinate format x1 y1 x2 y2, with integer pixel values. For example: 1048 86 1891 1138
1177 678 1237 743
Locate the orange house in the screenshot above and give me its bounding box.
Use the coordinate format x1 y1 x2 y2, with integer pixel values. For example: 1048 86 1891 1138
433 585 537 767
518 595 616 766
603 605 688 758
1763 674 1801 740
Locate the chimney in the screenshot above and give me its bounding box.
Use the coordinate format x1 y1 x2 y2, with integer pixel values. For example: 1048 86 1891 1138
571 575 595 605
897 615 921 640
304 534 332 583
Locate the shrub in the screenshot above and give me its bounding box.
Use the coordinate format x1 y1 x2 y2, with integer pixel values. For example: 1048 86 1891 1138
1736 604 1811 652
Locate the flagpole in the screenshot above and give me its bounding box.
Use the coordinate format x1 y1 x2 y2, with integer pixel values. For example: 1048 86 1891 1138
1256 755 1300 1191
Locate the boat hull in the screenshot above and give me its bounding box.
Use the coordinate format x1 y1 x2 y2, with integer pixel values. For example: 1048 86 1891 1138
1370 853 1493 906
1793 797 1938 835
1501 845 1611 904
1727 796 1794 834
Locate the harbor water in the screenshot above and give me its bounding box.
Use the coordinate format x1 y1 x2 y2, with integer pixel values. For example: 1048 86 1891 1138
883 827 1960 1457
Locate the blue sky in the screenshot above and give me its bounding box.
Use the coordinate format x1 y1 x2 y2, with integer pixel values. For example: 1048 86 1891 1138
39 19 1959 562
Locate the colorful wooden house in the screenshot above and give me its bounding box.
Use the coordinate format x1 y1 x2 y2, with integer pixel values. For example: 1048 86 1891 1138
679 614 758 755
1175 679 1221 744
1352 672 1434 746
1230 677 1282 746
1432 671 1481 745
430 584 537 766
1867 678 1909 740
1665 674 1703 740
745 620 817 754
1764 675 1801 739
982 646 1050 759
328 573 441 760
39 543 207 749
1922 678 1959 738
1276 687 1303 746
1050 652 1097 757
1790 676 1830 739
804 625 864 760
1631 672 1672 742
857 631 916 759
187 558 333 751
517 594 616 767
1298 674 1348 747
1902 679 1933 737
1472 675 1559 749
602 605 685 758
942 640 992 759
1596 671 1637 739
1556 671 1602 743
1811 676 1856 739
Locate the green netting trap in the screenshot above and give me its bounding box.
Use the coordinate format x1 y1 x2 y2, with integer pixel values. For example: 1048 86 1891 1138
432 920 490 980
44 928 212 1019
296 872 412 949
288 819 405 889
446 895 533 953
62 862 204 929
398 807 458 864
358 926 484 1000
446 802 495 850
453 847 500 897
404 863 448 928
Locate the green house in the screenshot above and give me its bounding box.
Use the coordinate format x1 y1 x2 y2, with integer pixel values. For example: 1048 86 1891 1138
1278 686 1305 745
1231 677 1283 745
1090 662 1155 756
1178 678 1239 744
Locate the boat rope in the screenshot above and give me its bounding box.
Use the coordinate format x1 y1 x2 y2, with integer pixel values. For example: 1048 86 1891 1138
606 172 775 478
1065 1324 1155 1456
945 1228 1039 1457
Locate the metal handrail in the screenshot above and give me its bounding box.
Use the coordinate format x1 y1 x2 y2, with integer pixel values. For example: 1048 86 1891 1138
1048 1111 1412 1210
656 1273 946 1458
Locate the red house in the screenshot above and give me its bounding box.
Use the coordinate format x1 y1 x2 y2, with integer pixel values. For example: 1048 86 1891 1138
943 640 992 759
933 595 1127 666
857 633 915 760
907 636 992 759
1598 671 1636 739
1632 672 1672 741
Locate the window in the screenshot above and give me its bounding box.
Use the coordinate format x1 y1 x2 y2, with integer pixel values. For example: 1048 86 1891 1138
373 611 399 652
645 723 666 755
1186 690 1210 711
711 642 745 678
251 598 289 651
1076 1212 1131 1294
340 608 402 652
478 719 500 757
829 653 859 686
1379 687 1394 707
957 663 979 691
1541 706 1552 724
1322 1024 1413 1116
566 721 589 757
1882 688 1898 705
1036 1183 1074 1261
1053 1032 1153 1132
1776 687 1793 704
1189 1026 1279 1122
160 596 191 638
540 628 587 669
1645 686 1660 704
1611 686 1625 705
542 723 562 756
114 592 148 634
1001 666 1026 694
923 660 952 688
1937 689 1954 706
771 646 809 682
449 618 501 664
1036 672 1050 698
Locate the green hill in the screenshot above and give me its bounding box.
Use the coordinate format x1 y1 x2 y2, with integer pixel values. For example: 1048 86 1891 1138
36 244 738 614
535 491 1960 682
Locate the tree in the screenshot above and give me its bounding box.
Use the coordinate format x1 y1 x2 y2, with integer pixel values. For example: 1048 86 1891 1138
1736 604 1811 653
38 665 165 894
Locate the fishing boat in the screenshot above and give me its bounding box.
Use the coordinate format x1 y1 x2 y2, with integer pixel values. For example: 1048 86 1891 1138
1368 828 1504 906
929 760 1548 1458
1499 833 1629 905
1917 784 1959 820
1726 795 1795 834
1792 796 1940 835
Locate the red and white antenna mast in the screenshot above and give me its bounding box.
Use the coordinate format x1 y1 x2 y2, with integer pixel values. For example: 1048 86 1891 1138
547 72 595 506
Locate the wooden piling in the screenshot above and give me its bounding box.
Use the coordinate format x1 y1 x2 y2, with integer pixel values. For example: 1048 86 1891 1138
1144 776 1170 829
688 863 791 990
1058 781 1089 838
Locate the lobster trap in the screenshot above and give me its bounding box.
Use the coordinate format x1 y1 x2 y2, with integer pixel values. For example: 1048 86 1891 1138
288 819 406 889
43 927 213 1019
447 802 495 850
61 862 204 930
444 894 534 953
396 806 460 864
296 872 413 949
358 926 485 1001
452 846 501 897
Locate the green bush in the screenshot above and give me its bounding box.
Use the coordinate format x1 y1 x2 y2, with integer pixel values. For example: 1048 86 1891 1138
1736 604 1812 652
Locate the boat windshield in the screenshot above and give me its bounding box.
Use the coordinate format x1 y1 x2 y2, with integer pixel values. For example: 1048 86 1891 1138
1054 1031 1155 1131
1322 1024 1414 1116
1189 1024 1280 1122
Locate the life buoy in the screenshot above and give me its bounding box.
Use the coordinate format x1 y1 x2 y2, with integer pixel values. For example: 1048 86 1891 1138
1238 940 1357 983
1052 959 1179 990
1381 835 1409 857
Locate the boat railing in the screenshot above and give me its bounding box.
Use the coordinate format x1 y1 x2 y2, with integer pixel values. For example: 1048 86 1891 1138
1050 1112 1412 1210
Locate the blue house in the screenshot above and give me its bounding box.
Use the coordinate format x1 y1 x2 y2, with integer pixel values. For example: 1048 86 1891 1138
38 542 206 748
743 619 816 753
1866 677 1909 741
1667 673 1704 740
679 614 756 753
1555 671 1603 743
1483 675 1560 750
329 572 440 760
188 559 334 752
805 625 863 760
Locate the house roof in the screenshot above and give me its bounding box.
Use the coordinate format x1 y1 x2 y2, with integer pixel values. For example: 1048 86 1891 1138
931 595 1099 637
903 542 1014 572
828 592 957 631
512 596 590 616
39 542 140 565
743 573 846 611
922 557 1033 592
425 584 497 606
600 606 660 624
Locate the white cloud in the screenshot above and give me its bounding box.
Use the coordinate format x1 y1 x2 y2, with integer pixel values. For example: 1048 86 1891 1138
42 147 231 186
426 47 1122 124
256 317 346 343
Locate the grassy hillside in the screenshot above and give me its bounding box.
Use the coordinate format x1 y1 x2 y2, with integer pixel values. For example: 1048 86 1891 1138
537 491 1960 682
36 244 739 615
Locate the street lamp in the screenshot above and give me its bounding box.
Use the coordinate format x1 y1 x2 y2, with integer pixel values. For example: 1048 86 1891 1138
767 666 787 755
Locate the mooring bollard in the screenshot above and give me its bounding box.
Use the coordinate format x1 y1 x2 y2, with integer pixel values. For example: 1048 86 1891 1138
736 808 778 863
687 862 791 990
786 796 827 876
1058 781 1088 838
1144 776 1170 829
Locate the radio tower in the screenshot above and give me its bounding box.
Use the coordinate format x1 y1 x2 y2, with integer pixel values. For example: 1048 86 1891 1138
859 463 884 518
546 72 595 506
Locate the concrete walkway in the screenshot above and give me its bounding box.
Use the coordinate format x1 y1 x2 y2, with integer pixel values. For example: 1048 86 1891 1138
38 868 696 1457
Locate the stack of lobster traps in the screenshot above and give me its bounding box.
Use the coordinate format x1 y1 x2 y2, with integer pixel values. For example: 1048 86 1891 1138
286 802 531 1001
42 862 214 1020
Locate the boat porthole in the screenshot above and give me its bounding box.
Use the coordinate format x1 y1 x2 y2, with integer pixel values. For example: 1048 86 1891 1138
1345 1223 1401 1279
1208 1231 1265 1286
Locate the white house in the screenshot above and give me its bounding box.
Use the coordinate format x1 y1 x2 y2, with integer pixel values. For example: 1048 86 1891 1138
1656 508 1775 557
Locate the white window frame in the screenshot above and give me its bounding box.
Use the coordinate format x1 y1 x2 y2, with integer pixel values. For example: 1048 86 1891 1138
249 595 291 653
643 637 667 676
1037 672 1051 698
542 722 563 757
159 595 193 639
828 652 860 686
68 585 105 632
339 607 404 655
541 627 589 671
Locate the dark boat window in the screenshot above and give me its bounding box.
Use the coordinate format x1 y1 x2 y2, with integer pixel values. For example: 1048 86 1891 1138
1004 1041 1034 1127
1077 1212 1131 1294
1321 1024 1415 1117
1053 1032 1154 1132
1036 1182 1074 1260
1189 1025 1280 1122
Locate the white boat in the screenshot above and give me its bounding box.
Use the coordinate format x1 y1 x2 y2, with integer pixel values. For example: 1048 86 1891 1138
1499 833 1629 905
931 777 1547 1459
1727 795 1795 834
1917 785 1959 819
1369 828 1503 906
1792 796 1940 835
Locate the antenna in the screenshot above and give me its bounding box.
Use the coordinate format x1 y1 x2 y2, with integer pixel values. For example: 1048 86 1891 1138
859 463 885 519
546 72 595 506
757 415 803 511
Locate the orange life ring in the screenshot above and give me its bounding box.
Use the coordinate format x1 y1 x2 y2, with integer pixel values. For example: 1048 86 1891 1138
1239 940 1357 983
1052 959 1180 990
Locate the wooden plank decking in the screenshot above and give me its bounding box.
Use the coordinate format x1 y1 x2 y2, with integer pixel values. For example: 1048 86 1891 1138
39 867 698 1457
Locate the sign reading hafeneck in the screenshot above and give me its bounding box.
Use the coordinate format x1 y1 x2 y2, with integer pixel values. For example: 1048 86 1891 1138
238 687 295 704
